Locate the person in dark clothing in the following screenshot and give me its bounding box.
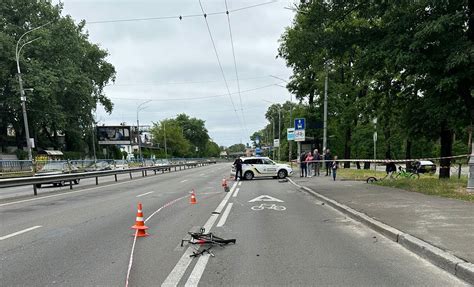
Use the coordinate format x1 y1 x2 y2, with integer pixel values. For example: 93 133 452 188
300 152 307 177
233 157 243 180
324 149 332 176
386 161 396 178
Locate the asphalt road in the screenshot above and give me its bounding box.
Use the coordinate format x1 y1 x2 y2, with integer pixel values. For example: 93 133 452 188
0 163 468 286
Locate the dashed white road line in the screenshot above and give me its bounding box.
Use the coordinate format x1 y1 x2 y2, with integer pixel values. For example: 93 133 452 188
232 187 240 198
216 203 233 227
136 191 154 198
0 226 42 241
238 181 242 186
180 179 188 183
162 182 237 287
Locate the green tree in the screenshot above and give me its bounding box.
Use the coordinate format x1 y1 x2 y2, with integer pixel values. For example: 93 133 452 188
0 0 115 154
150 119 191 158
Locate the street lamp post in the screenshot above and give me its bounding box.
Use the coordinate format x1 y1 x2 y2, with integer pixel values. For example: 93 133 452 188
136 100 151 163
15 22 51 161
323 66 328 152
271 76 293 162
373 118 378 171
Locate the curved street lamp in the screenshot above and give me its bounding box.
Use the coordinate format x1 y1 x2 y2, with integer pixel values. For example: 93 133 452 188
136 100 152 162
15 22 52 160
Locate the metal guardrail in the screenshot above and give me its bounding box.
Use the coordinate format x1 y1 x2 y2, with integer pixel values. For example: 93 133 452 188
0 161 216 196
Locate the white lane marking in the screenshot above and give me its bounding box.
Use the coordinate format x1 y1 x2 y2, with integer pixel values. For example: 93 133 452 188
199 174 205 176
136 191 154 197
248 195 284 203
162 182 237 287
238 181 242 186
180 179 188 183
125 230 138 287
0 225 42 241
126 195 188 287
216 203 233 227
232 187 240 198
185 254 211 286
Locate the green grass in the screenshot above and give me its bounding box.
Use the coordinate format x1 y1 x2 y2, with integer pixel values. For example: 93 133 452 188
375 177 474 202
337 168 474 202
338 168 386 181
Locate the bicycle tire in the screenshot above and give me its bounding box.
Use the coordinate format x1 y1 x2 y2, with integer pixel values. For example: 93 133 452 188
410 173 420 179
366 177 377 183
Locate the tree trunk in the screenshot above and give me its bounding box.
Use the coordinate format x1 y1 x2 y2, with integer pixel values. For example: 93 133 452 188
405 139 412 170
439 123 453 179
343 126 351 168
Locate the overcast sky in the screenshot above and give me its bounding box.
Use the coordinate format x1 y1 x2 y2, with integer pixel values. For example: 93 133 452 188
55 0 295 147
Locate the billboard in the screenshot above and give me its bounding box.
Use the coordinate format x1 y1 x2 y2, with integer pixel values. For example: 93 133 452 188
97 126 132 145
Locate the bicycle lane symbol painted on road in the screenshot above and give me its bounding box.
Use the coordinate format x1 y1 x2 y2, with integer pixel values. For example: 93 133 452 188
248 195 286 211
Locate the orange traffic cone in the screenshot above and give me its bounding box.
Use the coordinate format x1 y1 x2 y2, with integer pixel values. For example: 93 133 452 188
190 189 197 204
131 202 149 237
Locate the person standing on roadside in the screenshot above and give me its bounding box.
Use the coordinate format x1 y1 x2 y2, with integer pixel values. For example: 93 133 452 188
313 148 321 176
324 148 332 176
300 152 307 177
331 155 338 181
305 151 314 177
233 156 243 180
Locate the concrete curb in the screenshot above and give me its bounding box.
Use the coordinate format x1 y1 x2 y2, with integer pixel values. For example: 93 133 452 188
288 178 474 285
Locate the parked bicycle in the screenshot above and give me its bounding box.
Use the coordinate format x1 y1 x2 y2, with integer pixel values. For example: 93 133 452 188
367 166 419 183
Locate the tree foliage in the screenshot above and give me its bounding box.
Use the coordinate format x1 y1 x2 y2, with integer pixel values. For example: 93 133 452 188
0 0 116 153
275 0 473 177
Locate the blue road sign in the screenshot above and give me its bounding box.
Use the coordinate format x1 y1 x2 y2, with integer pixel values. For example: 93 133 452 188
294 118 305 130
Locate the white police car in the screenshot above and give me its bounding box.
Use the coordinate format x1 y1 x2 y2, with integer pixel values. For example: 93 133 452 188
231 156 293 180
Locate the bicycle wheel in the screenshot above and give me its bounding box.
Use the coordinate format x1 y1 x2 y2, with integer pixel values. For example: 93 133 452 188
366 177 378 183
409 173 420 179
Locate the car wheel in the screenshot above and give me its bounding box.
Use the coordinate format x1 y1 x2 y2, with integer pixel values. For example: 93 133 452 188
277 169 287 179
244 171 254 180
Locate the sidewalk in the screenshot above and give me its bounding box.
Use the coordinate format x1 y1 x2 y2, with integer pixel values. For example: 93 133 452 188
291 175 474 265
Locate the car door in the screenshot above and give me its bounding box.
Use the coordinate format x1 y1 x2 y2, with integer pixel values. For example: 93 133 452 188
262 158 277 175
245 159 265 176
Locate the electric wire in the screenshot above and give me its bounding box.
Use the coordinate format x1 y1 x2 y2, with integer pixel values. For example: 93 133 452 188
224 0 248 137
87 0 278 24
197 0 244 140
108 83 283 102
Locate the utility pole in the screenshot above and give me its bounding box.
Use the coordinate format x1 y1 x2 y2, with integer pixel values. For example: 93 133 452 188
16 23 51 160
278 108 281 162
323 66 328 152
164 121 168 159
136 100 151 163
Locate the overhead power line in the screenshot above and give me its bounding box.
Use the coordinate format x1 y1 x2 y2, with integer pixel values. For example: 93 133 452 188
106 74 284 87
87 0 278 24
224 0 247 137
197 0 244 139
109 82 284 102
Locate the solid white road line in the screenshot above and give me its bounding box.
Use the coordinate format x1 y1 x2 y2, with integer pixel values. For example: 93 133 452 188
216 203 233 227
232 187 240 198
162 182 237 287
0 225 42 241
136 191 154 198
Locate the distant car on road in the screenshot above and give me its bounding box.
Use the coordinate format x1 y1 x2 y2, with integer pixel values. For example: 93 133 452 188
35 162 80 188
231 156 293 180
413 160 437 174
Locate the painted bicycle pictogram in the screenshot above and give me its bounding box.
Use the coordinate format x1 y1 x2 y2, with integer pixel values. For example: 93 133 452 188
251 203 286 211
